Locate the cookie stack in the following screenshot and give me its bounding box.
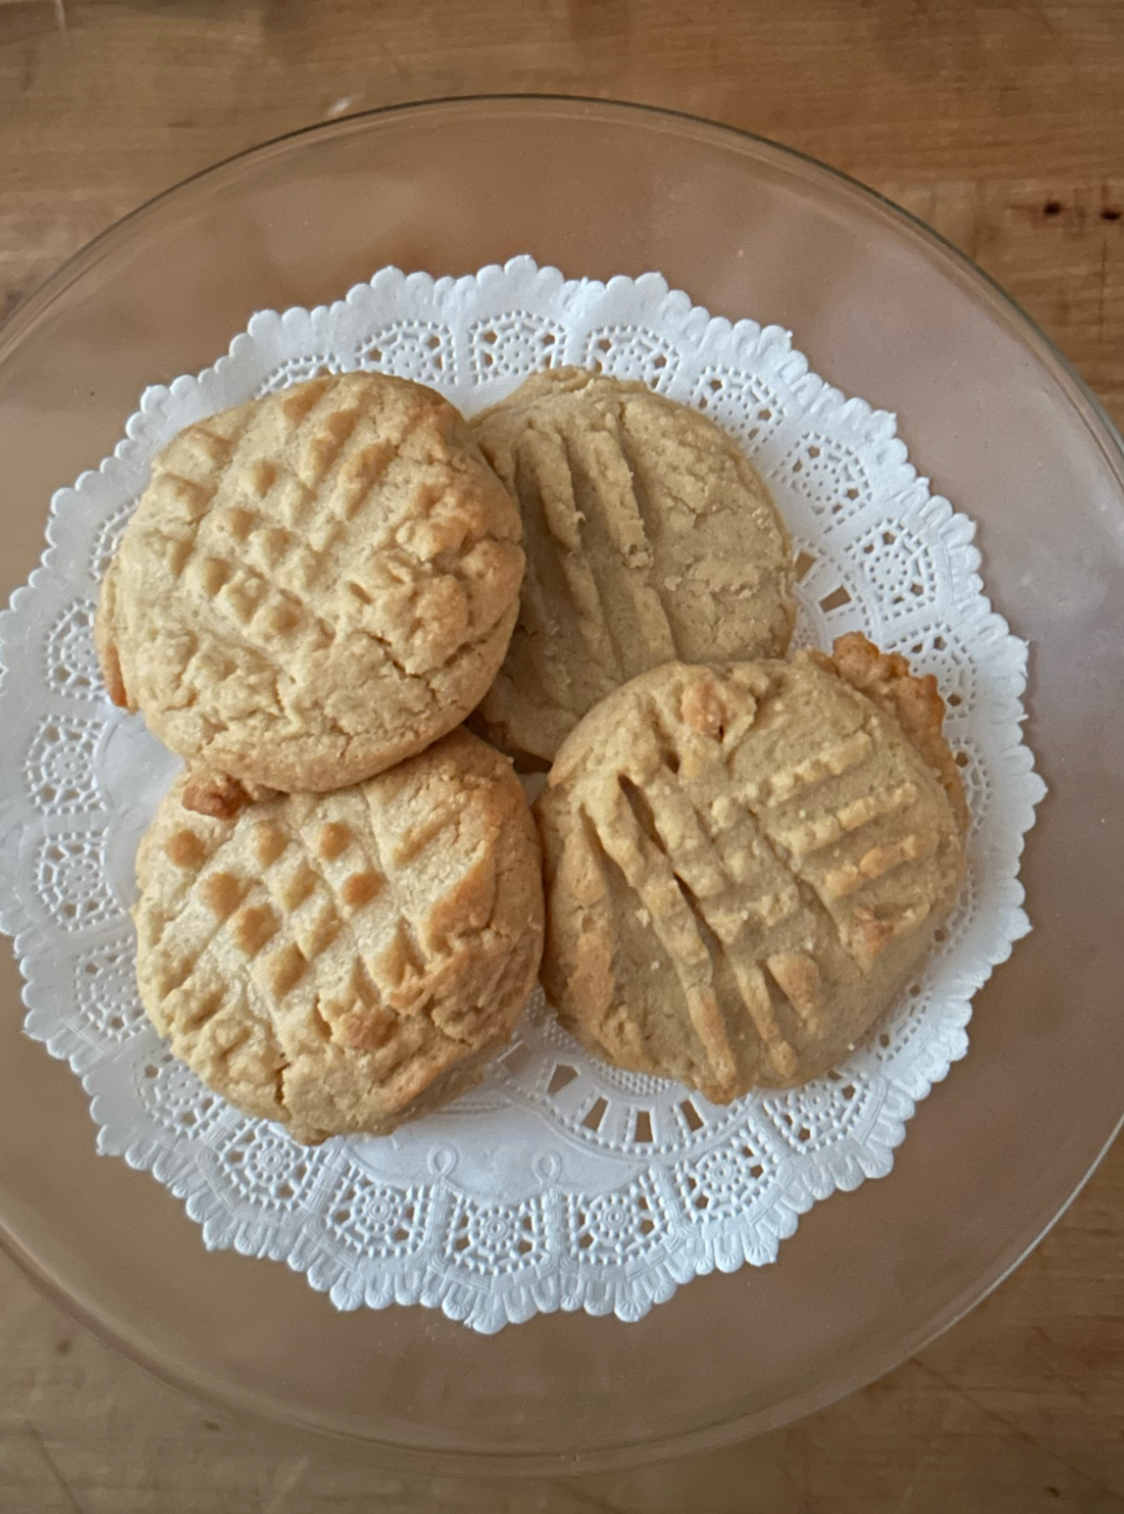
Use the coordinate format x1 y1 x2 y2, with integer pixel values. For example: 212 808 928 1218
471 369 966 1102
99 373 543 1143
100 366 966 1144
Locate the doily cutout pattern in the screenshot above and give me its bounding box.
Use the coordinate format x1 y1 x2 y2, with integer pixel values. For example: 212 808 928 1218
0 257 1045 1334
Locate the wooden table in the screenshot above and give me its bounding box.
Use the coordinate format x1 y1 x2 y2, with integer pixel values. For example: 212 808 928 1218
0 3 1121 1509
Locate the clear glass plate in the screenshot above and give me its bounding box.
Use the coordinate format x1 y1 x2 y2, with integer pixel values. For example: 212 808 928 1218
0 97 1121 1476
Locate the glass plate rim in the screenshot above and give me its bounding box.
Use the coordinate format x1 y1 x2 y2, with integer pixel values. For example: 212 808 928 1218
2 92 1123 482
1 93 1122 1474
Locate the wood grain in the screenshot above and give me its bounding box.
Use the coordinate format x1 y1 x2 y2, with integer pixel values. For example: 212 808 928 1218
0 2 1122 1508
1 1141 1121 1512
0 0 1122 435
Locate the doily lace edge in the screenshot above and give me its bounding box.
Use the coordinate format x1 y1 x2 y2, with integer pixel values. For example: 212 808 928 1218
0 256 1049 1332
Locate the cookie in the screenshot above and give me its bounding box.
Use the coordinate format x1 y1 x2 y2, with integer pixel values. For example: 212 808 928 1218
535 636 967 1100
132 728 544 1143
97 373 524 813
470 367 795 764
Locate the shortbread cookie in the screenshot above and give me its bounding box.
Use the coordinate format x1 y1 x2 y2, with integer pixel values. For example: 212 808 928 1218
471 368 795 764
536 636 967 1100
133 729 544 1143
97 373 524 812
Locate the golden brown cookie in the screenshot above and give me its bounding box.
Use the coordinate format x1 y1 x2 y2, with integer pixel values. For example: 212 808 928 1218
97 373 524 811
535 635 967 1100
470 367 795 764
132 729 544 1143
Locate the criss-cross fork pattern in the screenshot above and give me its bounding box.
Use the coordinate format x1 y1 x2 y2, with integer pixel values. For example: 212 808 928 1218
515 421 681 704
139 778 491 1090
148 377 427 720
478 379 789 757
576 692 944 1092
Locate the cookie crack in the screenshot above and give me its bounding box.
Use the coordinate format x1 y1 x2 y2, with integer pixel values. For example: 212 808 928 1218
274 1053 292 1116
358 623 423 685
356 606 508 691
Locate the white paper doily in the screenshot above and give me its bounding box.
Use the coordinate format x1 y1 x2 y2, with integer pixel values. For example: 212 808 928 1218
0 257 1044 1334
